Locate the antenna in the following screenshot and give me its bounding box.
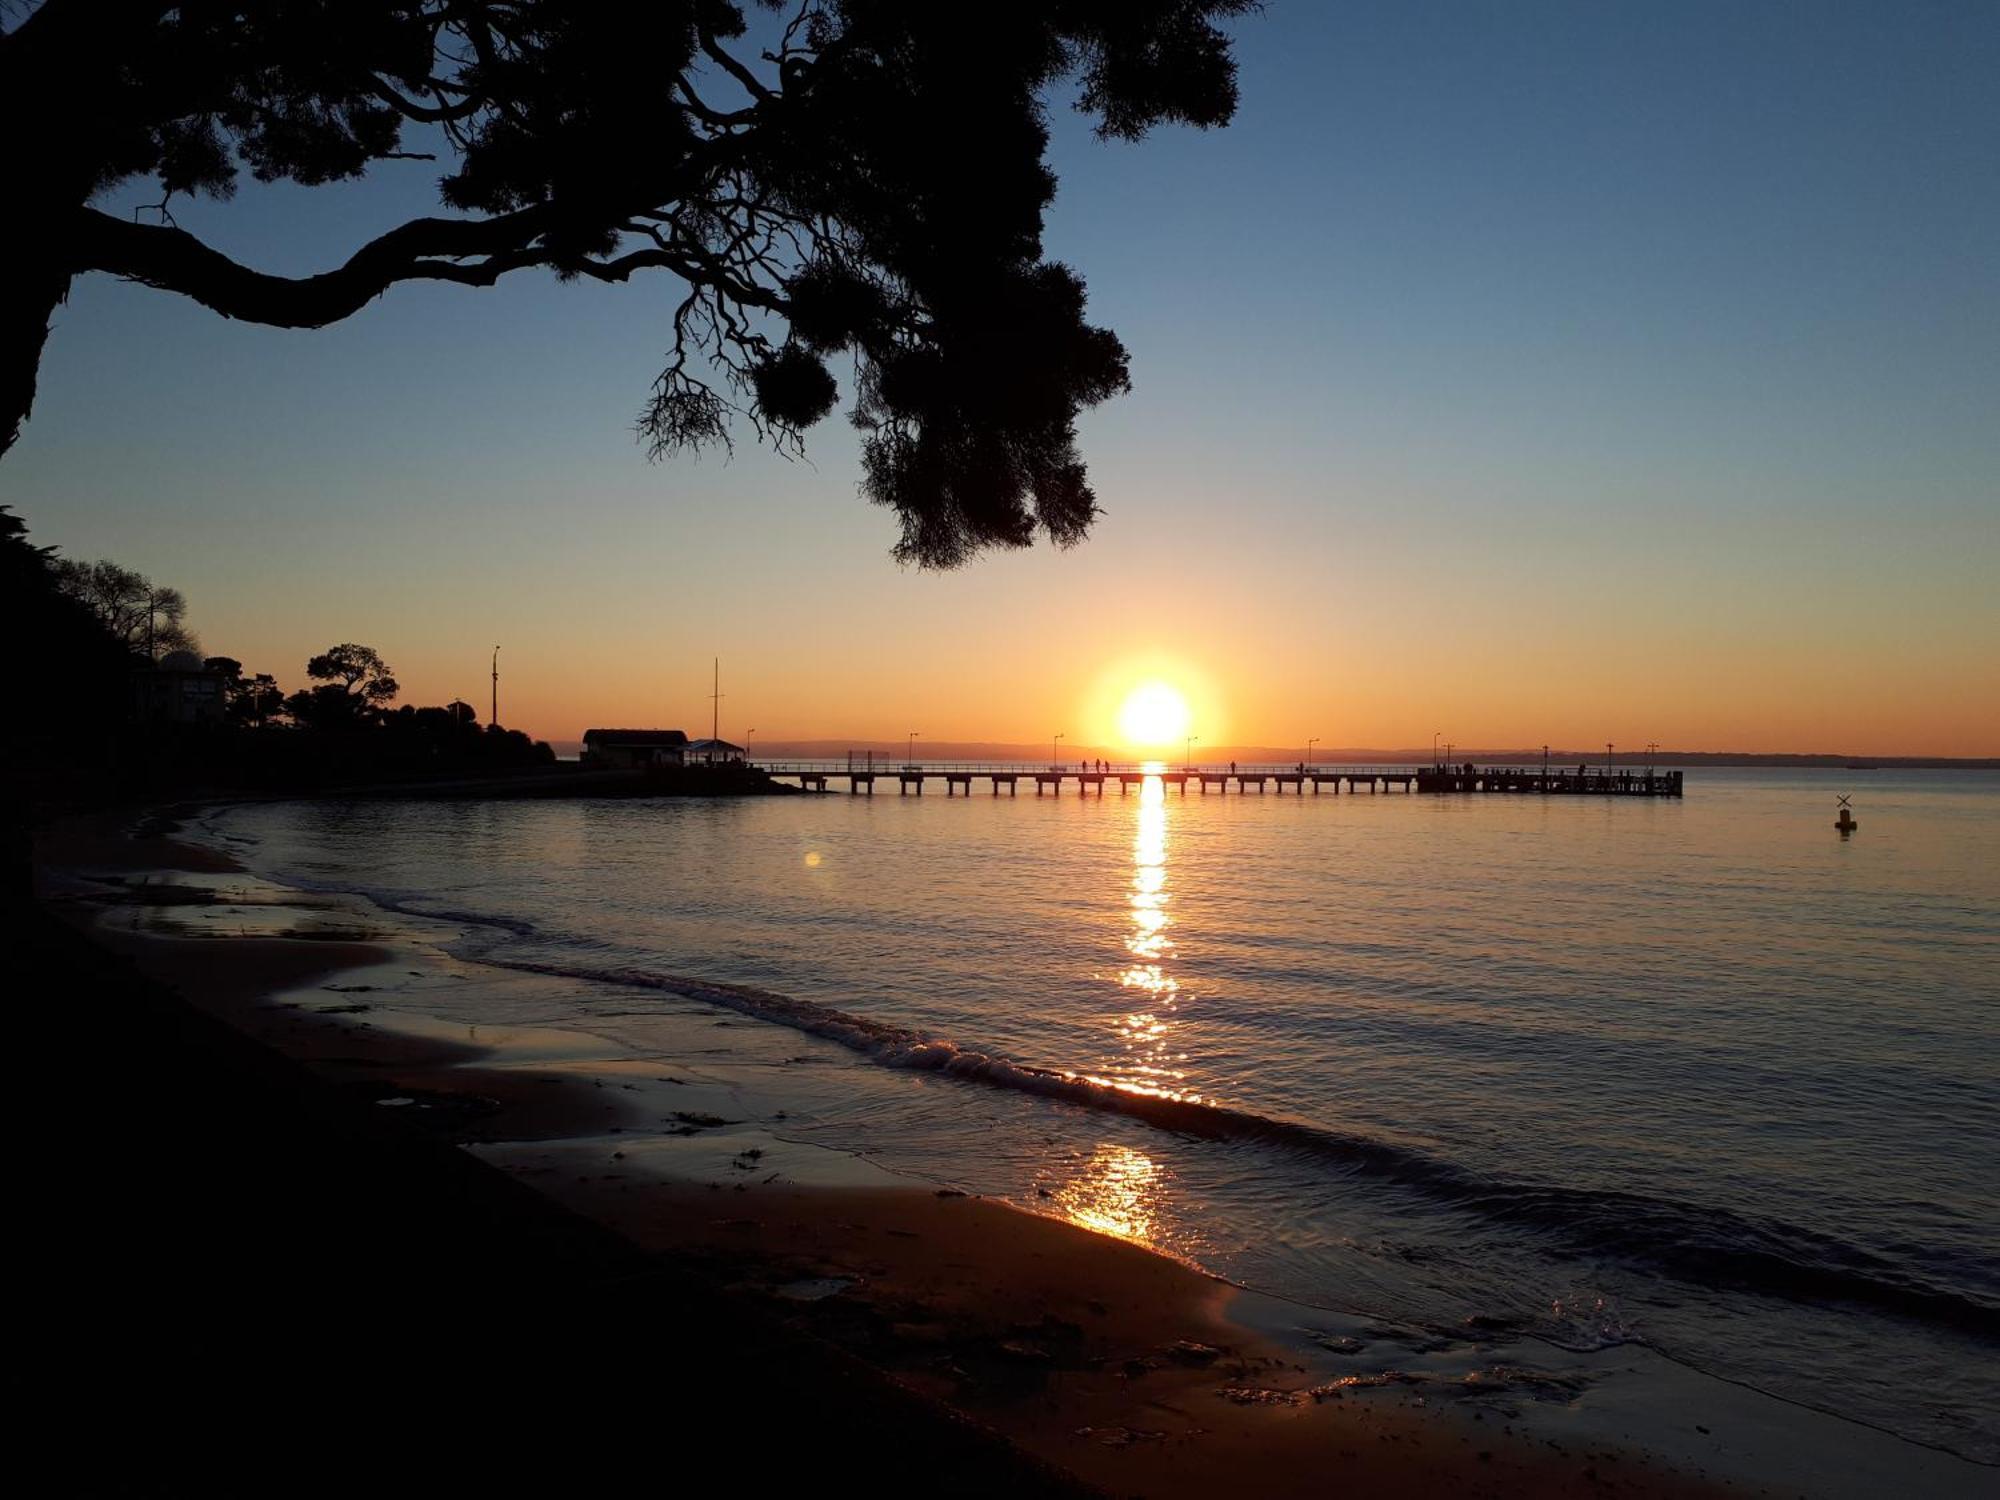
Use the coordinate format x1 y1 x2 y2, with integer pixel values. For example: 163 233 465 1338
708 657 724 744
490 645 500 727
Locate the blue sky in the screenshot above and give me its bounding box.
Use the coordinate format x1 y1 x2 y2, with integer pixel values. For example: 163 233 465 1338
6 1 1996 752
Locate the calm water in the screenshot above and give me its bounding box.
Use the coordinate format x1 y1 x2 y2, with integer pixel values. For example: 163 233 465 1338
210 770 2000 1461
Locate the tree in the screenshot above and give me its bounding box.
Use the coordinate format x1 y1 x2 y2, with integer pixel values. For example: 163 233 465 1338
235 674 285 727
306 643 400 705
1 1 1252 565
2 509 135 870
205 656 285 725
285 642 398 729
51 557 199 658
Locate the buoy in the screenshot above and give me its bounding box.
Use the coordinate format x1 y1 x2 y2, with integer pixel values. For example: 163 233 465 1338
1836 794 1857 834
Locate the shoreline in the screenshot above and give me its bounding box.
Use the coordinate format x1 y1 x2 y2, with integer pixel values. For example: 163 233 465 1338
31 805 1990 1497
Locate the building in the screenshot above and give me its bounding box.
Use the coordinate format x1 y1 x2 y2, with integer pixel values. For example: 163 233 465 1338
580 728 689 768
681 737 747 766
132 650 228 726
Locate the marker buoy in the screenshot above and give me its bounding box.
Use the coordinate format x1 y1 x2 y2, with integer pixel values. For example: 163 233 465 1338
1836 794 1857 834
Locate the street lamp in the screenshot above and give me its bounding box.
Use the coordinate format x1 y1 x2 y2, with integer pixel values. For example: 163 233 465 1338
908 730 919 767
1185 735 1198 770
746 727 755 762
1433 730 1441 767
1307 736 1319 769
1052 730 1064 769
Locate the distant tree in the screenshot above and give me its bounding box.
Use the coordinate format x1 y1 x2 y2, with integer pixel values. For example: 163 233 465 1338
0 1 1253 565
205 656 285 726
285 643 398 729
306 643 400 705
51 558 198 659
235 673 284 727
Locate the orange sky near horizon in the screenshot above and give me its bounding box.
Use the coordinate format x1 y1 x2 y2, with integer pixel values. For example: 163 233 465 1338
147 479 1996 758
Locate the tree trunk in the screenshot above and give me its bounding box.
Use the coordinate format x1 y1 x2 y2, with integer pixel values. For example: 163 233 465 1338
1 238 74 460
0 0 144 460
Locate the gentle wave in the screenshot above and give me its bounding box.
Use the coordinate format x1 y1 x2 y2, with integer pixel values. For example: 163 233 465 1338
205 859 2000 1345
472 942 1998 1342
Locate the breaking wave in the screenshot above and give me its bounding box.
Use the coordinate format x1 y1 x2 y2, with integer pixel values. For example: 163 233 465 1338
475 944 1998 1342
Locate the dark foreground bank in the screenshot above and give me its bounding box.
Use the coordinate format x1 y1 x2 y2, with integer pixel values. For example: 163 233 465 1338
8 905 1084 1494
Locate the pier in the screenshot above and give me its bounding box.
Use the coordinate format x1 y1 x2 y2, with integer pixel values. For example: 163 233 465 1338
1416 765 1683 796
752 760 1682 797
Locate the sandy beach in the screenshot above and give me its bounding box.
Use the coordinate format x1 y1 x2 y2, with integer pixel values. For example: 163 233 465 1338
27 806 1984 1498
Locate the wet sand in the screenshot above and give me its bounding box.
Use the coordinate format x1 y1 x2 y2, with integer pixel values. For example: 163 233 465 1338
28 808 1911 1498
23 817 1087 1494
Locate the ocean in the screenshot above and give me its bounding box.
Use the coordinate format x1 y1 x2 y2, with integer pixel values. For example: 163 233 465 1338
202 768 2000 1465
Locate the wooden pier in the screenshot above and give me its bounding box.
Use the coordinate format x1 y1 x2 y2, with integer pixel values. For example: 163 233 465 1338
752 761 1682 798
1416 766 1683 796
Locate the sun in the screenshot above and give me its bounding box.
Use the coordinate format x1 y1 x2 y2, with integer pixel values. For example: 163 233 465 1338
1117 682 1192 748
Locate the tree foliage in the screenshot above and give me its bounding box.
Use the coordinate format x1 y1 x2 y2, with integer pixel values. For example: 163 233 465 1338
205 656 286 725
286 642 399 728
1 508 139 826
305 642 400 703
50 557 199 658
1 1 1253 565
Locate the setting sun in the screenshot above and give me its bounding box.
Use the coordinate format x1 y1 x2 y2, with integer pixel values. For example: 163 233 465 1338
1117 682 1193 748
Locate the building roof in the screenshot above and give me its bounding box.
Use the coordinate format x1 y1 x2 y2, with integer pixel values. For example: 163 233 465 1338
682 738 745 754
582 728 689 746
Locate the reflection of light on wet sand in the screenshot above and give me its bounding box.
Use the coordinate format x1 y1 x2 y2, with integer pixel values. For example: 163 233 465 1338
1048 1143 1166 1244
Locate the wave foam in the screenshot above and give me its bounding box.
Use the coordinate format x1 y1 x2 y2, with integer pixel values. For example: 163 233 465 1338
483 948 1997 1342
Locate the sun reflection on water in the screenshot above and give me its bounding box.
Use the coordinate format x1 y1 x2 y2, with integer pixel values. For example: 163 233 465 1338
1033 776 1209 1256
1045 1143 1168 1243
1115 774 1191 1095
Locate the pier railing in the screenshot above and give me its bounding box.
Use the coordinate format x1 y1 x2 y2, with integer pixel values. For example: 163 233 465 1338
752 760 1425 776
746 759 1683 797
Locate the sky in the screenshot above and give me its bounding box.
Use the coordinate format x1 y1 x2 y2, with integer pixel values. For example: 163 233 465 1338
6 1 1997 755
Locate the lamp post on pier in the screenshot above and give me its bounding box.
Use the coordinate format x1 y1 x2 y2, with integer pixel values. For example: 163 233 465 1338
1052 731 1064 770
1307 736 1319 770
1433 730 1441 768
908 730 919 768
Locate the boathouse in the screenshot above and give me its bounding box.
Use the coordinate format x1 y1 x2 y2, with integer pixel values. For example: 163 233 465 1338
580 728 689 769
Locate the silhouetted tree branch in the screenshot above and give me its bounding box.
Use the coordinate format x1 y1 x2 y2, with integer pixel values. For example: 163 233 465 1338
51 556 199 658
1 0 1254 565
